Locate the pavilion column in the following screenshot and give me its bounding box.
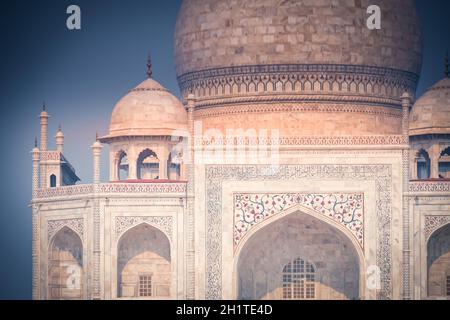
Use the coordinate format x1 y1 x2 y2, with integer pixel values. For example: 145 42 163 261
159 146 169 180
128 150 138 180
429 144 440 179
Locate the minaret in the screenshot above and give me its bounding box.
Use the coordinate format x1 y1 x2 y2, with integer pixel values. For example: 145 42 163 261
55 124 64 153
40 103 49 152
39 104 49 188
31 138 40 197
91 133 103 184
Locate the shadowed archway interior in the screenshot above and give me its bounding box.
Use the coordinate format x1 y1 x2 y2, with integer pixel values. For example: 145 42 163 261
237 213 360 300
48 227 83 300
427 223 450 297
117 223 171 298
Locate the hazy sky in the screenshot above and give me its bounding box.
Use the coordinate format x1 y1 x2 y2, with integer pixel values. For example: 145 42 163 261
0 0 449 299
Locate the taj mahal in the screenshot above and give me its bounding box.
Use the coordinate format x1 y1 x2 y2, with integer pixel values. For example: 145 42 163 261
30 0 450 300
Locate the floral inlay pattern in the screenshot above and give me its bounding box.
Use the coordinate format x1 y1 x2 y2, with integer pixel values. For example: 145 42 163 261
234 193 364 249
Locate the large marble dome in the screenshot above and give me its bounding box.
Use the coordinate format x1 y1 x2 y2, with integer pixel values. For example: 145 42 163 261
174 0 423 136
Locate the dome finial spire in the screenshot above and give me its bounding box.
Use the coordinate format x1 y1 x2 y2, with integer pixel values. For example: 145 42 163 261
445 51 449 78
147 52 153 78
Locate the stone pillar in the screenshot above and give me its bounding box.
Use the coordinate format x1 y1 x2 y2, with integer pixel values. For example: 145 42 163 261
186 94 196 299
159 146 169 180
31 142 40 300
429 144 440 179
55 127 64 154
128 151 138 180
401 92 412 300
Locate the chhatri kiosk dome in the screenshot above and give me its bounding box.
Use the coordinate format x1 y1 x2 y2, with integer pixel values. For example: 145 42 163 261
100 71 188 181
175 0 422 136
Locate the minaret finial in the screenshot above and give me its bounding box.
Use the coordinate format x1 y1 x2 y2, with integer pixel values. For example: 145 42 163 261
34 137 38 148
445 51 449 78
96 132 99 141
58 123 62 132
42 102 46 112
147 52 152 78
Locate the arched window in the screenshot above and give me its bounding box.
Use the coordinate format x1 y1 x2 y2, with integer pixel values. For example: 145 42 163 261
117 151 129 181
282 258 315 300
439 147 450 179
417 149 431 180
50 174 57 188
137 149 159 180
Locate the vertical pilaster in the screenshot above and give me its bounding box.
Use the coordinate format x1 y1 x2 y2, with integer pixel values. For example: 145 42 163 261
91 138 103 299
186 94 196 299
401 92 412 300
31 143 40 300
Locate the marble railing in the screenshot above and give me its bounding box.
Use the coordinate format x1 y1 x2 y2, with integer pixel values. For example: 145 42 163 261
409 180 450 193
33 182 187 199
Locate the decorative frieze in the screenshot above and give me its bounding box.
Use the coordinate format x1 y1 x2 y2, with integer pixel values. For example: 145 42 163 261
34 182 187 199
196 135 408 147
409 181 450 193
178 64 418 106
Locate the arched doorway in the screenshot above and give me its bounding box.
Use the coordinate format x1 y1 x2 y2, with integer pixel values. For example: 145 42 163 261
236 213 360 300
48 227 83 300
427 223 450 297
117 223 171 299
